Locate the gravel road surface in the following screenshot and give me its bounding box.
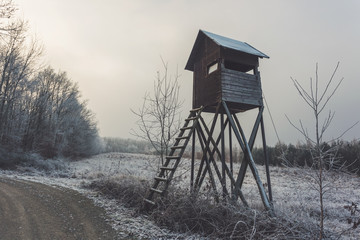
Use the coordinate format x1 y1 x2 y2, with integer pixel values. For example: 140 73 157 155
0 177 118 240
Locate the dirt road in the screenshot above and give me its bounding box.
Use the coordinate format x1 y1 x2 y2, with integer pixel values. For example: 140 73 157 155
0 177 118 240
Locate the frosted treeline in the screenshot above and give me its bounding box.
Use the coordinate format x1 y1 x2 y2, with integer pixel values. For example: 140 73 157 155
0 2 100 163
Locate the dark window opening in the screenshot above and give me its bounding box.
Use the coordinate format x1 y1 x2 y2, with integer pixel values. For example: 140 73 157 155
224 60 253 73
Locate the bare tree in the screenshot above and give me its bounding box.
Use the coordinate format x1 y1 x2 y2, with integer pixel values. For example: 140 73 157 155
132 58 183 166
0 1 100 161
286 62 358 239
0 0 16 32
21 67 100 158
0 19 42 145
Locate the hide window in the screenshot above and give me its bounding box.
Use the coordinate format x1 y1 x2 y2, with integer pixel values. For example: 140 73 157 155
207 61 218 75
224 60 253 74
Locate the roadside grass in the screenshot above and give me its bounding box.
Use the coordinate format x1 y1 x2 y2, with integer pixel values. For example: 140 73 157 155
0 146 70 176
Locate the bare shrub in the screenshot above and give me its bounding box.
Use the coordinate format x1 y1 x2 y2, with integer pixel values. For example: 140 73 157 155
85 175 150 209
0 146 29 169
131 58 183 167
17 155 70 177
344 202 360 230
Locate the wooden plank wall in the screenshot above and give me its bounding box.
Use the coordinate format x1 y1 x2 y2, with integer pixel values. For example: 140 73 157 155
221 68 263 107
193 37 221 109
191 34 263 112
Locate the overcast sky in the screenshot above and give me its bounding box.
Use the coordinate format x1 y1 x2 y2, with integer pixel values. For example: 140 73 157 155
15 0 360 146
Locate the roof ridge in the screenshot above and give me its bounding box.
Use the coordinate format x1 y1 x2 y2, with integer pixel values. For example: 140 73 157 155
201 30 269 59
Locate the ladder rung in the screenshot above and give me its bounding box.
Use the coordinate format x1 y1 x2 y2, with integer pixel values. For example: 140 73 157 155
176 136 188 140
171 145 185 149
155 176 168 182
181 126 193 130
166 156 180 159
160 166 174 171
190 107 202 112
185 117 197 121
150 188 163 194
144 199 155 205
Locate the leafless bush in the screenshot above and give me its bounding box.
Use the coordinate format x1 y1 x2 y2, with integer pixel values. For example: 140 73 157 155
0 146 71 176
344 202 360 230
131 58 183 167
85 175 150 209
17 155 70 177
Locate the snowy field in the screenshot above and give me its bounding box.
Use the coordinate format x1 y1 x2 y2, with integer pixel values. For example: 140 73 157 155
1 152 360 239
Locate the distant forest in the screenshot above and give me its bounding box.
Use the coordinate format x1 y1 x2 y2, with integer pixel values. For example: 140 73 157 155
252 140 360 174
102 137 360 175
102 137 153 154
0 2 100 168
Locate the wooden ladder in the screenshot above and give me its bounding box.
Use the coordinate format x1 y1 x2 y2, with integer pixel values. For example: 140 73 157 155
144 106 204 206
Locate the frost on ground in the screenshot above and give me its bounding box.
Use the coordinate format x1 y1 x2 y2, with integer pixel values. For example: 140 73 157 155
0 153 203 239
1 152 360 239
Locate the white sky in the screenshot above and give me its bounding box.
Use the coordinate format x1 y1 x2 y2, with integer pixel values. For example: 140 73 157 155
15 0 360 145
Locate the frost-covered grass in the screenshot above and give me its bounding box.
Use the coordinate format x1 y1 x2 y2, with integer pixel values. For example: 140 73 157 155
1 152 360 239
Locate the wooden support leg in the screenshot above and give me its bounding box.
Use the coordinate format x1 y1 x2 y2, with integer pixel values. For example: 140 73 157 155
222 101 274 215
261 117 273 202
194 105 220 190
221 113 227 199
196 125 225 196
229 122 233 195
195 119 227 190
191 128 196 191
199 115 248 206
196 126 219 202
193 103 222 200
234 107 264 194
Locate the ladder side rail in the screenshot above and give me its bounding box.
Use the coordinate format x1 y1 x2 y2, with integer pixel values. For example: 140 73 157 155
158 109 202 195
146 111 198 202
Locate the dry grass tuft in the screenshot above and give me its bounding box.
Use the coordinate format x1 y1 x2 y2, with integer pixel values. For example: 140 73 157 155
85 175 150 209
85 175 319 239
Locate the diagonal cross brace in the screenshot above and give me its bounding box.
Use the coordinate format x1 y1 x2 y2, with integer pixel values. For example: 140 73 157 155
234 106 264 195
222 101 274 215
196 114 249 206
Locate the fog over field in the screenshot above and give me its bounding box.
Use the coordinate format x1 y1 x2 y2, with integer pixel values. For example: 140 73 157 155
0 1 359 238
15 0 360 145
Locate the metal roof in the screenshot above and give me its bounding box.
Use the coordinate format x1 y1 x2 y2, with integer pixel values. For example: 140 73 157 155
185 30 269 71
201 30 269 59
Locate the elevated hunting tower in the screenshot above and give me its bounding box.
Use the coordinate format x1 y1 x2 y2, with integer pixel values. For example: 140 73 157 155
145 30 273 215
185 30 268 113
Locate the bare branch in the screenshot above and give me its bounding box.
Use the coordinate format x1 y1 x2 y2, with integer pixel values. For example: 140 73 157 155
131 58 183 165
291 77 315 109
318 77 344 114
318 62 340 106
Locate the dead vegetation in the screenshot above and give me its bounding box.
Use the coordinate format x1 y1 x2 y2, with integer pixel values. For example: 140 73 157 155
4 152 359 238
85 175 319 239
85 175 149 209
